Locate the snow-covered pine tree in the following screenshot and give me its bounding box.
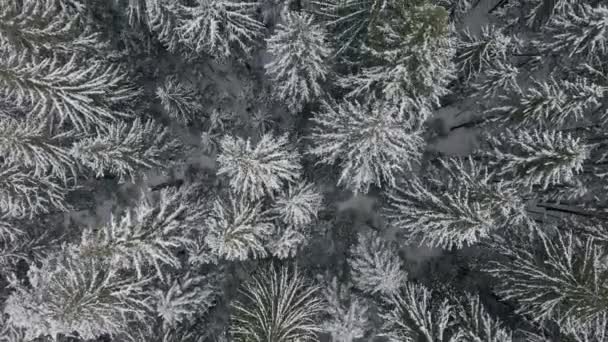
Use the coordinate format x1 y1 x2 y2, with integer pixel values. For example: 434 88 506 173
0 117 76 182
545 3 608 60
486 226 608 326
384 157 528 249
154 272 217 329
561 312 608 342
494 78 605 128
265 11 332 112
472 59 520 98
0 163 68 218
321 277 369 342
455 25 515 82
0 48 141 131
307 0 387 57
348 230 406 296
3 248 152 340
230 263 325 342
455 294 514 341
380 282 459 342
177 0 264 59
308 99 424 193
339 0 455 114
217 133 302 201
70 118 183 183
78 186 202 280
271 180 323 228
485 129 589 190
204 194 274 261
0 0 102 53
156 76 202 124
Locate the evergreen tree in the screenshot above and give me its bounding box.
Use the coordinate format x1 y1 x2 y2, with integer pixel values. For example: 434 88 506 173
339 0 455 114
321 278 369 342
156 76 202 125
265 11 332 112
456 25 515 82
308 100 424 193
70 118 183 183
204 194 274 261
545 4 608 60
217 133 302 201
0 117 75 181
348 230 406 296
472 60 520 98
177 0 264 58
486 129 589 190
455 294 513 342
3 248 152 340
380 282 459 342
271 181 323 228
230 264 325 342
0 49 141 131
0 0 102 53
486 226 608 326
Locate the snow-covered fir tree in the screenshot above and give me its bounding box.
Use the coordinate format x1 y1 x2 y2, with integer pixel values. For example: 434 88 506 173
308 99 424 193
339 0 455 114
265 11 332 112
230 264 325 342
217 133 302 201
321 278 369 342
271 180 323 228
156 76 202 124
348 230 407 296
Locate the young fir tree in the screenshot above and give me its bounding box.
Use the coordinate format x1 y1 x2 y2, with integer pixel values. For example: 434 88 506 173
204 194 274 262
339 0 455 115
486 225 608 326
485 129 590 191
321 277 370 342
271 180 323 229
545 3 608 60
0 48 141 131
3 248 152 340
217 133 302 201
384 157 528 249
348 230 407 296
265 11 332 113
230 263 325 342
308 99 424 193
70 118 183 183
156 75 203 125
177 0 265 59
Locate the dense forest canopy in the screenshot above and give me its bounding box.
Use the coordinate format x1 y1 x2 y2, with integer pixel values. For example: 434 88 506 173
1 0 608 341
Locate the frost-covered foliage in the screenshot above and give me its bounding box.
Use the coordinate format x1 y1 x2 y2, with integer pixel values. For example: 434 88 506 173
0 118 74 181
384 157 528 249
455 294 513 342
78 187 201 280
268 225 308 259
456 25 515 82
265 11 332 112
308 0 387 57
473 60 520 98
0 163 68 218
271 181 323 228
156 76 202 124
70 118 182 183
204 194 274 261
340 0 455 113
486 227 608 325
154 272 217 328
545 4 608 59
0 50 140 131
486 129 589 190
349 230 406 296
322 278 369 342
0 0 102 52
177 0 264 58
495 78 605 128
309 100 424 193
230 264 325 342
217 134 302 201
3 249 151 340
380 282 457 342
